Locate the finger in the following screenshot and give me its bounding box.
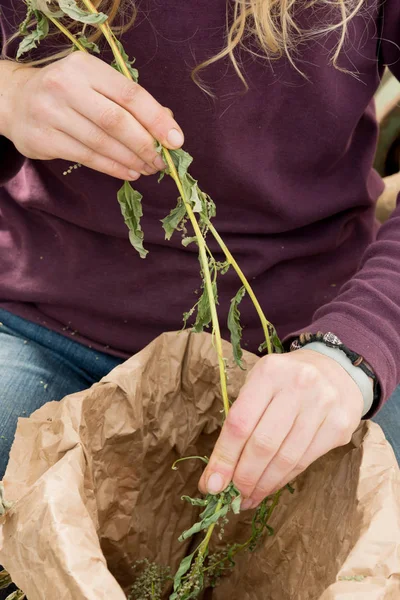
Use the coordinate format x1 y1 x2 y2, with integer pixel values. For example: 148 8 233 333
232 388 301 501
199 365 276 496
249 407 328 508
272 407 355 495
68 89 166 171
80 55 184 149
55 108 157 176
48 129 141 181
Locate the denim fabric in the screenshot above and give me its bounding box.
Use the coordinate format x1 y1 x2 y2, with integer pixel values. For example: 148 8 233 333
0 309 123 479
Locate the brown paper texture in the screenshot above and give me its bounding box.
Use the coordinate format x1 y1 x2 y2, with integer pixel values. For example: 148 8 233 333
0 331 399 599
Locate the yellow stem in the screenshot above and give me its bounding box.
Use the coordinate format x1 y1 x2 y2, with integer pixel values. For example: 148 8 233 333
207 222 273 354
80 0 133 79
163 151 230 417
198 499 224 557
48 16 86 52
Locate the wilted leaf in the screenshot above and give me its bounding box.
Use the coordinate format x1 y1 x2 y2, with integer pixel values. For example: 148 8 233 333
161 199 187 240
58 0 108 24
258 326 284 355
179 504 230 542
17 11 49 59
77 36 100 53
111 39 139 82
193 281 218 333
170 551 196 598
228 286 246 369
181 495 209 507
117 181 148 259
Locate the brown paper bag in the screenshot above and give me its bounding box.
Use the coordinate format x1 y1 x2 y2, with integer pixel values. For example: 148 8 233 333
1 331 399 599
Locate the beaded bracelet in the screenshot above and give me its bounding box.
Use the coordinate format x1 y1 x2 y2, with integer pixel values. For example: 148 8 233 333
290 331 380 414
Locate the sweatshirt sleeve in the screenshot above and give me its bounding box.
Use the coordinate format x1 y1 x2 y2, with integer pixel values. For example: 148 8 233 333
0 5 25 185
285 0 400 416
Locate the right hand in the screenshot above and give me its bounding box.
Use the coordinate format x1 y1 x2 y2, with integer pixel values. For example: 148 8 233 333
3 52 184 180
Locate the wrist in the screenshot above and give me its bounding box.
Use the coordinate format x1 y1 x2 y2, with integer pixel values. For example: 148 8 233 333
0 62 32 139
300 342 373 417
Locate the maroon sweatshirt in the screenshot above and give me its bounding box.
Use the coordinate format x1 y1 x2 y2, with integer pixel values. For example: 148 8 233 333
0 0 399 411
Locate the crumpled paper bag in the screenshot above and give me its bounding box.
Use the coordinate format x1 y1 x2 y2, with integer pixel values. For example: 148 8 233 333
0 331 399 599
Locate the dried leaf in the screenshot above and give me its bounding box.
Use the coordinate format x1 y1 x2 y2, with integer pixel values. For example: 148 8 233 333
227 287 246 369
57 0 108 24
117 181 148 259
179 504 230 542
16 11 49 59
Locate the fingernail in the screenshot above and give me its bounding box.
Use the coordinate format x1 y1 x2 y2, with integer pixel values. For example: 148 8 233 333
154 156 166 170
207 472 225 495
167 128 184 148
241 499 253 511
128 170 139 180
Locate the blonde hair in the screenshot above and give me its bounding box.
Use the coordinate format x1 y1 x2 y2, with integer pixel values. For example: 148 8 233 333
9 0 365 86
194 0 366 89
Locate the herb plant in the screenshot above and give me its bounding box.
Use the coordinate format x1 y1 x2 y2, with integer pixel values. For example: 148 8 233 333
4 2 293 597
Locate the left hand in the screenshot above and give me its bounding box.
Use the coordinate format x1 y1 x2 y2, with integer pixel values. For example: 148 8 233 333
199 349 364 510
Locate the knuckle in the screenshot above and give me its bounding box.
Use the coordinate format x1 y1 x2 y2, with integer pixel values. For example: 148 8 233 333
233 473 255 489
42 67 65 92
99 106 123 131
251 432 277 455
119 80 141 104
90 127 108 150
275 448 298 469
294 363 320 388
330 411 352 443
79 146 96 166
225 406 252 439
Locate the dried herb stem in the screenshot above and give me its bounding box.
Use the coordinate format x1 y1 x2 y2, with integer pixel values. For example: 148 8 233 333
206 221 274 354
163 150 230 417
48 15 86 51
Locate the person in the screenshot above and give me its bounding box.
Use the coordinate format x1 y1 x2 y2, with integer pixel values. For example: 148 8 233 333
0 0 399 512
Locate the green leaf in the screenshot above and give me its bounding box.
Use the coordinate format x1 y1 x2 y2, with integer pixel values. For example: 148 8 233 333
76 36 100 53
0 570 12 590
169 148 193 179
19 6 34 35
181 495 209 507
161 200 187 240
111 39 139 82
117 181 148 259
227 287 246 369
193 281 218 333
170 551 196 596
17 11 49 59
179 504 230 542
231 492 242 515
57 0 108 24
182 236 197 248
258 326 284 354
